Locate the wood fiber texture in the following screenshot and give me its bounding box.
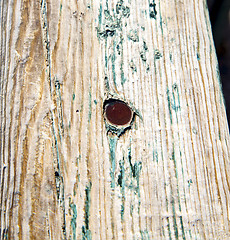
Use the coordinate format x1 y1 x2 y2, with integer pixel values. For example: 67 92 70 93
0 0 229 239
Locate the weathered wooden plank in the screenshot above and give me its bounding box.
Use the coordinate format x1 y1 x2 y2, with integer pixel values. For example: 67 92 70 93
0 0 229 239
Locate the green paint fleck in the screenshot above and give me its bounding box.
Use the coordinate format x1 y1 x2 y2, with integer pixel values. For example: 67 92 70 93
104 75 110 91
154 50 162 59
112 40 117 88
96 1 130 40
143 41 148 51
78 174 80 182
73 93 75 101
140 41 149 63
82 183 92 240
140 51 147 62
149 1 157 19
167 84 181 123
130 204 134 216
94 99 97 105
98 4 103 26
127 29 139 42
158 2 163 34
109 136 118 188
55 77 64 141
70 201 77 240
60 3 62 14
128 147 142 209
146 65 150 72
130 60 137 73
197 53 200 60
192 127 198 134
172 84 180 112
96 10 121 39
116 43 121 55
119 37 126 85
167 218 172 240
141 230 150 240
171 198 179 239
153 149 158 162
116 1 130 17
180 216 186 240
118 158 125 220
76 155 81 165
167 89 173 124
188 179 193 188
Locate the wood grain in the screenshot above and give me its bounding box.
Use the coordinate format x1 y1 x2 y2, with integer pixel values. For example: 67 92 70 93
0 0 229 239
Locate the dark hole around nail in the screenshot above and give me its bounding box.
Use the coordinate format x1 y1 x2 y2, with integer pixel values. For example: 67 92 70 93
104 99 133 126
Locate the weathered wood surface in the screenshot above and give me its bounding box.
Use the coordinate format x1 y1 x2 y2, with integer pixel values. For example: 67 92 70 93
0 0 230 239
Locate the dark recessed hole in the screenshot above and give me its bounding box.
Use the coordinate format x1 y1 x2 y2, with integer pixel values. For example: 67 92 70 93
104 99 133 126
